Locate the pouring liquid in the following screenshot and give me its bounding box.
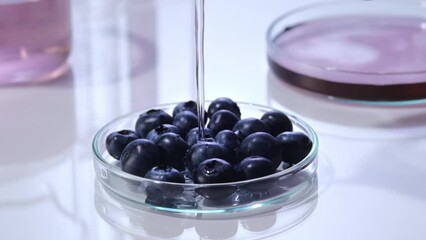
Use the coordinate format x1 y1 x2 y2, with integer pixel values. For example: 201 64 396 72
194 0 206 139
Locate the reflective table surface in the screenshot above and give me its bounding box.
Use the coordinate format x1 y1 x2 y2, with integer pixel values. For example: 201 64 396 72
1 0 426 239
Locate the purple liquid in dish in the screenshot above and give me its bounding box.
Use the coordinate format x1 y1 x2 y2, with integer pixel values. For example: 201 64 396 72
268 16 426 101
0 0 71 85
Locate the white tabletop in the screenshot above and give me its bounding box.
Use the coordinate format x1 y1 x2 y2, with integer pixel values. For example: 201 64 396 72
1 0 426 239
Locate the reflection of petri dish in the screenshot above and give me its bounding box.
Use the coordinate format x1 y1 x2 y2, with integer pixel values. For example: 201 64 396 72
94 175 318 239
267 0 426 103
92 102 318 219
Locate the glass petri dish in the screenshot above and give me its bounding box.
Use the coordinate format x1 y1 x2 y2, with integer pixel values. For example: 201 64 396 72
92 102 319 219
267 0 426 104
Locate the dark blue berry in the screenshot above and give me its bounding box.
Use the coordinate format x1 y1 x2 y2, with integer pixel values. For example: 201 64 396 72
276 132 312 165
207 97 241 118
172 111 199 138
193 158 237 199
186 127 213 147
155 133 188 171
215 130 240 160
146 124 181 142
194 158 235 184
233 118 270 141
173 100 198 117
173 100 207 123
105 129 139 160
120 139 161 177
261 110 293 137
207 110 239 136
239 132 281 168
135 109 173 138
185 141 234 176
235 156 276 180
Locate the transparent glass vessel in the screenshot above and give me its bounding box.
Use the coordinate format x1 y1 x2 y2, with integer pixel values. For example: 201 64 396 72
0 0 71 85
267 0 426 103
92 102 319 219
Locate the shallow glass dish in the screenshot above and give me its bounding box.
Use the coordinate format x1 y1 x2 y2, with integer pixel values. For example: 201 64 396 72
267 0 426 104
92 102 318 219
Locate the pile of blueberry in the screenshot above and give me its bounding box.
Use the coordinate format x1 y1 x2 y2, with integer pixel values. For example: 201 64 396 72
105 97 312 188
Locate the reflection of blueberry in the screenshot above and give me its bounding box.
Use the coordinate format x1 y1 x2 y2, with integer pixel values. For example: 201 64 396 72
186 127 213 147
241 212 277 232
139 207 185 238
233 118 270 141
145 185 197 209
207 97 241 118
277 132 312 165
135 109 173 138
203 190 253 207
239 132 281 168
146 124 180 142
105 129 139 160
120 139 161 177
261 110 293 137
144 166 185 183
207 110 240 136
186 142 234 176
195 218 238 239
196 185 237 200
172 111 199 138
155 133 188 171
144 166 185 201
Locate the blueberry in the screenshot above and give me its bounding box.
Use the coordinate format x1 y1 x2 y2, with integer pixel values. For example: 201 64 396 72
185 141 234 176
135 109 173 138
215 130 240 159
144 165 185 183
146 124 181 142
105 129 139 160
172 111 199 138
239 132 281 168
276 132 312 165
207 110 239 136
233 118 270 140
155 133 188 171
173 100 207 123
194 158 237 199
120 139 161 177
207 97 241 118
235 156 276 180
194 158 235 183
186 127 213 147
261 110 293 136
